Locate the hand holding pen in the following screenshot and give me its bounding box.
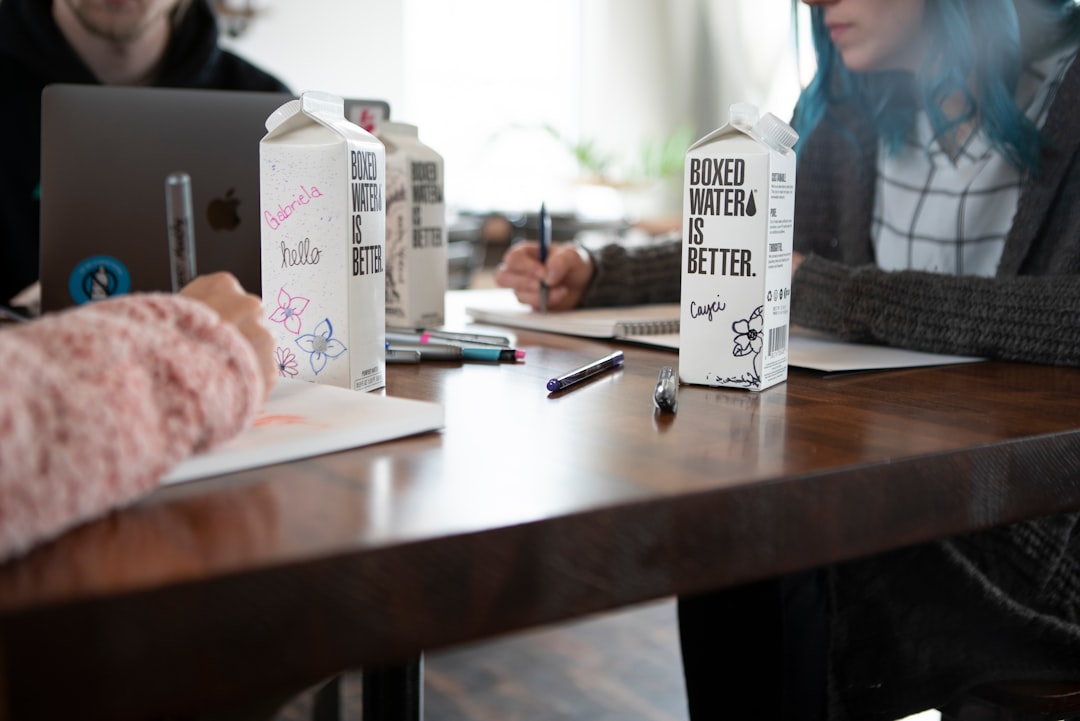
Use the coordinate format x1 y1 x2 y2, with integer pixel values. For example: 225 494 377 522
493 237 595 312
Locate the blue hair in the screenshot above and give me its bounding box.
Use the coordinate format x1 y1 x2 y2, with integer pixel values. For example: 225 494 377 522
792 0 1080 172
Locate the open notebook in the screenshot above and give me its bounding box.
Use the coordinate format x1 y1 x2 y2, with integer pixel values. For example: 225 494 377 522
161 379 444 485
464 289 984 372
465 289 680 347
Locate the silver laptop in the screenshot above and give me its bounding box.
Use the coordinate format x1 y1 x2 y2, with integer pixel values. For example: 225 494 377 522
39 84 295 312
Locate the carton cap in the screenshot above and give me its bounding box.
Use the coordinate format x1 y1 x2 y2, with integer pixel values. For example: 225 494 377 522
265 91 349 133
753 113 799 151
265 98 301 132
728 102 760 130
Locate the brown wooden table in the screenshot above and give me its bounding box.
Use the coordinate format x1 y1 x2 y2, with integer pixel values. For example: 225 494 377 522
3 292 1080 720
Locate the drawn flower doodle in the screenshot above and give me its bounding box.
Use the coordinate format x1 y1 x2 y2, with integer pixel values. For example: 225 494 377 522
732 306 764 356
295 318 347 375
731 305 765 384
275 347 299 378
268 287 309 335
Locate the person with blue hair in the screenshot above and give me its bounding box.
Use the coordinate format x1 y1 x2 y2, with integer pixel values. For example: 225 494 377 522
495 0 1080 718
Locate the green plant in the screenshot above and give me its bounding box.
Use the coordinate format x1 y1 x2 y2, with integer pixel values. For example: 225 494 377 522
544 123 693 187
542 123 617 181
637 124 694 183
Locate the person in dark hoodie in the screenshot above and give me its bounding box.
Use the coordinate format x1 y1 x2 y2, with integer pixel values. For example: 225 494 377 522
0 0 290 307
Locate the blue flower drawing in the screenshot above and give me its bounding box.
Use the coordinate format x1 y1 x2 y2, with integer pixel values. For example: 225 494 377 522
295 318 347 375
731 305 764 385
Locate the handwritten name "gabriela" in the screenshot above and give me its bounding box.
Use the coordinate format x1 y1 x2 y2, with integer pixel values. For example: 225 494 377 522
264 185 323 230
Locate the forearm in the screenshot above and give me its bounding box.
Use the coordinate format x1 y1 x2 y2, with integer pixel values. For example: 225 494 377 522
581 237 683 307
0 294 262 562
792 255 1080 366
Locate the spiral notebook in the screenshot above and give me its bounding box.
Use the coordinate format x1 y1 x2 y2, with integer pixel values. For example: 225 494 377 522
464 289 680 349
461 290 985 368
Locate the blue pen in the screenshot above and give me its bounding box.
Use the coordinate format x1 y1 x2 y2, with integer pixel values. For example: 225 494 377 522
538 201 551 313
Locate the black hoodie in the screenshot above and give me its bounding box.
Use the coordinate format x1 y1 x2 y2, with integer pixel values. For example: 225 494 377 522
0 0 290 305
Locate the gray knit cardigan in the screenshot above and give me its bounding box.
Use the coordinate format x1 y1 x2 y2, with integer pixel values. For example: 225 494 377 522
582 58 1080 367
579 59 1080 720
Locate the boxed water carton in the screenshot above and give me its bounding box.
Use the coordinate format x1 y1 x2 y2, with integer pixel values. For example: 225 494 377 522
679 103 798 391
376 121 447 328
260 91 387 391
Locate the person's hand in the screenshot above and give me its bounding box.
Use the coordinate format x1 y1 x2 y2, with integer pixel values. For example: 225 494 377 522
792 251 805 278
180 272 276 401
494 241 595 311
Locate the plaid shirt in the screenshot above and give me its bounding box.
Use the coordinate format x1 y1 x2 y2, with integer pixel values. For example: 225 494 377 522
872 47 1077 276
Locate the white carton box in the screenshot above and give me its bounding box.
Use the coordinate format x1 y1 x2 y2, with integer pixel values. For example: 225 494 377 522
260 91 387 391
377 121 447 328
679 104 797 391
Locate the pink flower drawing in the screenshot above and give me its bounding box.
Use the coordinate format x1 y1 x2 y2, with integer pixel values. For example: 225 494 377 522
268 287 309 335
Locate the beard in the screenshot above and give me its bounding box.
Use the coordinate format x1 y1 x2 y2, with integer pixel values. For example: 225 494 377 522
60 0 177 44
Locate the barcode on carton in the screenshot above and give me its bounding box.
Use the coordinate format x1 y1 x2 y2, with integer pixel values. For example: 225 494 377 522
767 325 788 356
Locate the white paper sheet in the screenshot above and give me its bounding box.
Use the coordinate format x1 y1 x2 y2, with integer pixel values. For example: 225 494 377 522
161 379 444 485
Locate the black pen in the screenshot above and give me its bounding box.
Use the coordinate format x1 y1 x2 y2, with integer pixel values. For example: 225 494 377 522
653 366 678 413
538 201 551 313
546 350 624 392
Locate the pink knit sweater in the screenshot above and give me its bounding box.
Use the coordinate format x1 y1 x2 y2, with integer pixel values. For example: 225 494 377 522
0 294 262 563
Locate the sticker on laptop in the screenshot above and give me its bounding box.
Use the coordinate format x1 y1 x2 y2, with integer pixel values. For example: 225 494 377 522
68 255 131 305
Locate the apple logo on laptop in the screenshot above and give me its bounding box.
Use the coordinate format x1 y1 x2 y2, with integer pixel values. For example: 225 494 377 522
207 188 241 230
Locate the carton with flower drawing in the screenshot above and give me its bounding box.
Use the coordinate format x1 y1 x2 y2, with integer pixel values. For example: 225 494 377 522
260 91 386 391
678 103 797 391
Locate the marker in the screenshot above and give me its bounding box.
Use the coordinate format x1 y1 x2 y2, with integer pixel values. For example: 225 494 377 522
165 171 196 292
388 343 525 362
386 331 439 346
653 366 678 413
464 347 525 362
538 201 551 313
386 348 422 364
546 350 624 393
424 329 511 347
386 329 513 347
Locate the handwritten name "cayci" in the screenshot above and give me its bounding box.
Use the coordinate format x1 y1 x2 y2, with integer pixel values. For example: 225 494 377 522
689 295 726 322
264 185 323 230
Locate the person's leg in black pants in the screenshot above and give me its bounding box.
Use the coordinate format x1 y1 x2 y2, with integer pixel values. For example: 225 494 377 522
677 569 828 720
